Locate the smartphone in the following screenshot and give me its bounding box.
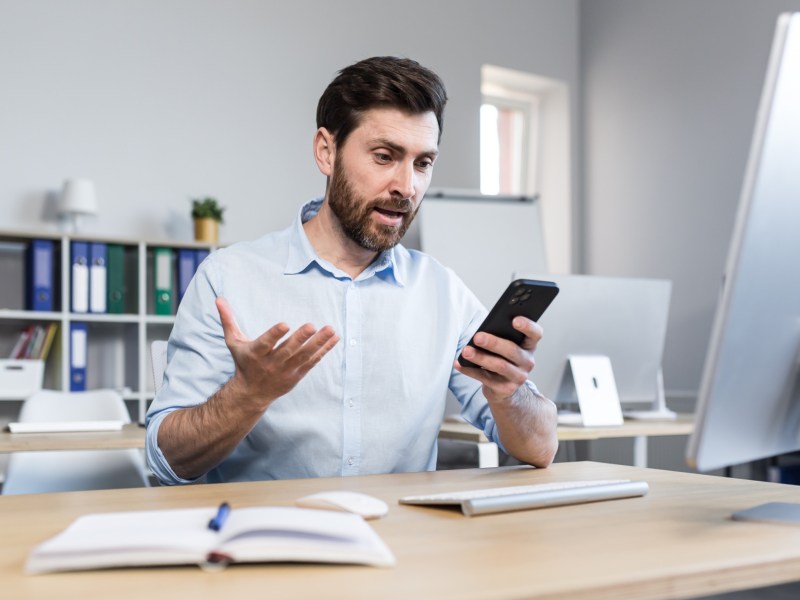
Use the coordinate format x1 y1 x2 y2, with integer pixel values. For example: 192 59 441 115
457 279 559 369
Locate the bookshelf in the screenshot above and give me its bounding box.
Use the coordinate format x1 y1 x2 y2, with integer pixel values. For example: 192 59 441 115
0 229 218 423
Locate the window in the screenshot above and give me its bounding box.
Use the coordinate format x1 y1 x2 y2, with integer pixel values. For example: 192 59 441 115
480 64 573 274
480 88 540 196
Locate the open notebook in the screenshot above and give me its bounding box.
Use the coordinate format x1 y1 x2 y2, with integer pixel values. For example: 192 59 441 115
26 505 395 574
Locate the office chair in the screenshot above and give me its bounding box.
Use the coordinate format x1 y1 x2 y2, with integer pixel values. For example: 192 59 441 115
2 389 150 495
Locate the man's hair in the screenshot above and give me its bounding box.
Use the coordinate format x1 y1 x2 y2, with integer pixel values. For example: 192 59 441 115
316 56 448 147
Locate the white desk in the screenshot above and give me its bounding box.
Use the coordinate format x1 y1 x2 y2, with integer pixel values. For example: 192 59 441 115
0 418 694 469
0 423 145 453
439 414 695 467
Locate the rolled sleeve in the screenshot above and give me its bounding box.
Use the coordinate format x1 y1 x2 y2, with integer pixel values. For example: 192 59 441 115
145 410 205 485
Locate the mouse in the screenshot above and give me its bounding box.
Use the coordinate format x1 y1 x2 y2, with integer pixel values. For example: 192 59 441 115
295 490 389 519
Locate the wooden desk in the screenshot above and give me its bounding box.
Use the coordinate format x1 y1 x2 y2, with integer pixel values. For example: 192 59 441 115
439 415 695 468
4 461 800 599
0 424 145 453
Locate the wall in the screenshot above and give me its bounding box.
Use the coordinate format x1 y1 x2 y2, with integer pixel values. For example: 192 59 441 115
0 0 579 246
580 0 800 403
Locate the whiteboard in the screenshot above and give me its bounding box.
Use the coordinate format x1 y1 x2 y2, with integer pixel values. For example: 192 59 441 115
418 190 548 307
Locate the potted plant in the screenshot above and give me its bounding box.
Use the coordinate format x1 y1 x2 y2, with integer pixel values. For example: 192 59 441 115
191 197 225 243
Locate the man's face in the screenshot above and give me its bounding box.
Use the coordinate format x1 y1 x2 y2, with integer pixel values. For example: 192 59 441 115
327 108 439 252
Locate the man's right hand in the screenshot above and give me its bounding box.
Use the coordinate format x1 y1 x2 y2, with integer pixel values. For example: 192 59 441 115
216 297 340 411
157 297 339 481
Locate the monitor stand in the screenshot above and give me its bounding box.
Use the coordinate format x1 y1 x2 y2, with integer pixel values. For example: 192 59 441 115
622 369 678 421
556 355 624 426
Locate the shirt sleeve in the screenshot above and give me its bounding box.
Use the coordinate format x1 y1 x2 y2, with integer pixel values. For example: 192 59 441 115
145 253 232 485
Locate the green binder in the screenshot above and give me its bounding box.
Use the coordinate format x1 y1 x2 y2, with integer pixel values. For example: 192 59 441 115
153 247 173 315
107 244 127 314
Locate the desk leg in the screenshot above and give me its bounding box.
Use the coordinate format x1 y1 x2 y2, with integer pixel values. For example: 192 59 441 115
633 436 648 468
477 442 499 468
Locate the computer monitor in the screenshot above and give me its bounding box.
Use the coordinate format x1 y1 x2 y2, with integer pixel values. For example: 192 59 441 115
519 273 672 417
686 13 800 474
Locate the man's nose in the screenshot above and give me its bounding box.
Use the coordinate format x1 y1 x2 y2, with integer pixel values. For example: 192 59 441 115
390 162 416 199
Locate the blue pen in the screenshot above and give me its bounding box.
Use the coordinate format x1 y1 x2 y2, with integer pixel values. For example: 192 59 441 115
208 502 231 532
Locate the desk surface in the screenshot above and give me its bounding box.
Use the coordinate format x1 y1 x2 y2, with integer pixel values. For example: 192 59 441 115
440 414 695 443
4 461 800 600
0 423 146 452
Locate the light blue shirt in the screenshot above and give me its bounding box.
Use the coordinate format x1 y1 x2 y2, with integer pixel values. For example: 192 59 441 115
146 199 511 485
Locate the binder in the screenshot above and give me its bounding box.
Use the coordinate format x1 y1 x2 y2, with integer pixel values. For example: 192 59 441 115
153 247 173 315
177 248 195 304
106 244 127 314
25 239 54 312
71 241 90 313
89 243 107 314
195 248 210 267
69 322 88 391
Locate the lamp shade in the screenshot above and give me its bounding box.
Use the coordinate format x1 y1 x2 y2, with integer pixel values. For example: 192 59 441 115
59 179 98 215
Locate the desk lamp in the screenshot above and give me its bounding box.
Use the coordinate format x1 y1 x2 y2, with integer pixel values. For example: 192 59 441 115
59 179 98 233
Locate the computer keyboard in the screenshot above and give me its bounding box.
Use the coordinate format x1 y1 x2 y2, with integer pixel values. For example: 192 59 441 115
399 479 649 517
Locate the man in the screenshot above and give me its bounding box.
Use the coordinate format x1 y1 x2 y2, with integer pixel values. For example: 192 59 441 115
146 56 557 485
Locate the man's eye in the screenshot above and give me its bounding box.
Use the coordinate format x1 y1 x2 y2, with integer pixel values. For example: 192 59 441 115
416 160 433 170
375 153 392 163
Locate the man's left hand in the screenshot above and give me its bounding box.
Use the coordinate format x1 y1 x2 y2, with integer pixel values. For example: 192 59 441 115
453 316 541 403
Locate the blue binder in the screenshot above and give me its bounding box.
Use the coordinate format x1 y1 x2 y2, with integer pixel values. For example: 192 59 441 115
25 239 54 311
69 322 88 391
195 248 210 266
177 249 196 304
89 242 107 313
71 241 90 313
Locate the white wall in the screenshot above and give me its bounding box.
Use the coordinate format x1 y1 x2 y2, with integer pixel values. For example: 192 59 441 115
0 0 579 246
580 0 800 400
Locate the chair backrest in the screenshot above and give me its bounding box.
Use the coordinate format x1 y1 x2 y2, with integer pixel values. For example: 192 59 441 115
2 389 150 495
18 389 132 423
151 340 168 395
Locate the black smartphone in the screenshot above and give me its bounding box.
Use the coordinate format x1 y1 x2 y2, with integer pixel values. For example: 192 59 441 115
457 279 559 369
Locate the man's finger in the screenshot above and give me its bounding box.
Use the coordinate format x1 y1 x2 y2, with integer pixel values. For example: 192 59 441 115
513 317 543 351
216 297 247 347
283 326 339 369
252 322 293 354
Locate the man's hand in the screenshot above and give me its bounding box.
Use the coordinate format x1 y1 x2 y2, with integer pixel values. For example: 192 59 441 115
454 316 558 468
453 316 541 402
157 298 340 480
217 297 340 411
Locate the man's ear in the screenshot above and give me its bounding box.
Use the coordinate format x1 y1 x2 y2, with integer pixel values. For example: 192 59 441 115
313 127 335 177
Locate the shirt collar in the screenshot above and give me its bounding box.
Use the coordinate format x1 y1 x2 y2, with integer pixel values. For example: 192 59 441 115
284 198 405 286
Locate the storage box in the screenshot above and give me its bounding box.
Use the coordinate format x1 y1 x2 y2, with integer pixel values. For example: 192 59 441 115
0 359 44 400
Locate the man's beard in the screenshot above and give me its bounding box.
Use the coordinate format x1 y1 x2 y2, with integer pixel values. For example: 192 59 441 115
327 159 418 253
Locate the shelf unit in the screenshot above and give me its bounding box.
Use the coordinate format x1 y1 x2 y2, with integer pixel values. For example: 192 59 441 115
0 229 217 423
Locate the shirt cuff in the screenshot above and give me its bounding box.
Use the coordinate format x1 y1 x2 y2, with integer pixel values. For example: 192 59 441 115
145 410 206 486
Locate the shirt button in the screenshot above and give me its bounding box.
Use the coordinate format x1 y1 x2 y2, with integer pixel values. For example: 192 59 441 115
347 457 355 466
349 339 357 346
349 400 354 408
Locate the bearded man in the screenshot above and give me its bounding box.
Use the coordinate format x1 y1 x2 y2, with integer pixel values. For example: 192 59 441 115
146 56 557 485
